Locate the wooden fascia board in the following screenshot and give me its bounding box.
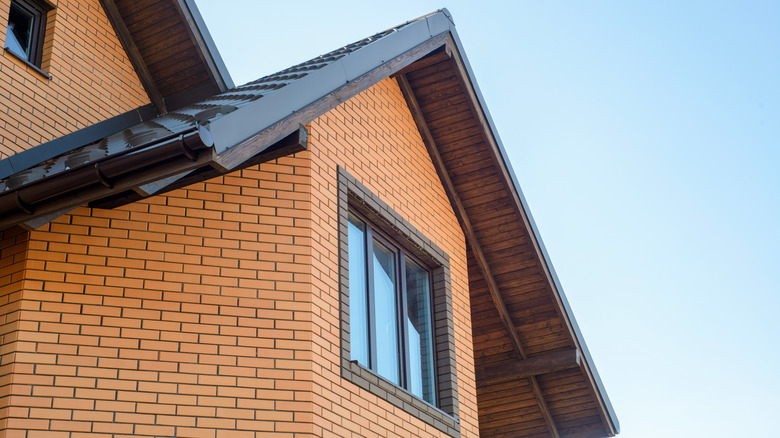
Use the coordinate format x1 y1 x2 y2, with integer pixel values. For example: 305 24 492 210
392 49 453 78
397 72 561 438
99 0 167 114
476 348 582 385
442 30 619 436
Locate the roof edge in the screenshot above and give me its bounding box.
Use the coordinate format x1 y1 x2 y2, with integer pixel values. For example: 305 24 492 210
179 0 235 91
444 25 621 434
0 104 157 180
208 11 457 169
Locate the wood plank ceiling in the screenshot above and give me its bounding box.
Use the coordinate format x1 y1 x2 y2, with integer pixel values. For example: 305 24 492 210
396 46 615 438
100 0 226 113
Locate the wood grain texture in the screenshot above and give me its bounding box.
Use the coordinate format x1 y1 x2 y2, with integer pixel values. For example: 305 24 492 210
398 73 561 438
477 349 581 384
100 0 166 113
400 48 614 436
108 0 222 108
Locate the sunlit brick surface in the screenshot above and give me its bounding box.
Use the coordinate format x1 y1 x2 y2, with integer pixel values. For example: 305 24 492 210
1 78 477 436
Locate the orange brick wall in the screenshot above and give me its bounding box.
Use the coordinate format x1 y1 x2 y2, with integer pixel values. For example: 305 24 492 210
3 77 477 437
0 225 28 430
0 0 149 159
3 159 317 436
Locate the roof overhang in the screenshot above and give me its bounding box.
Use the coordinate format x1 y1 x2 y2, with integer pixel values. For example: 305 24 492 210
99 0 234 114
390 12 620 437
206 10 457 171
0 126 307 230
0 11 457 223
0 11 618 436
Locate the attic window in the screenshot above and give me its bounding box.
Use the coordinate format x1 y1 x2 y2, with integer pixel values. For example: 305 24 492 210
338 168 461 437
347 209 438 405
4 0 51 68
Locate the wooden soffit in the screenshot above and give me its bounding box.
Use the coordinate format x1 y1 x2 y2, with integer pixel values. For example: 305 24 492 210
99 0 233 114
396 37 618 438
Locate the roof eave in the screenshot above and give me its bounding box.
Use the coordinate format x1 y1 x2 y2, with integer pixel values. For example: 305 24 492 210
99 0 234 114
443 23 621 436
0 126 308 230
0 104 158 181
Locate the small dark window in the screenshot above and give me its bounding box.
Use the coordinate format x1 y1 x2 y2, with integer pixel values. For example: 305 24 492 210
5 0 51 67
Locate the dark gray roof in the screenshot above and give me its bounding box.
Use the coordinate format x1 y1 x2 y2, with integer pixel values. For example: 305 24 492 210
0 18 420 191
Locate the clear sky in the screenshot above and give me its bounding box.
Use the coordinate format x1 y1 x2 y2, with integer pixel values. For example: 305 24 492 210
194 1 780 436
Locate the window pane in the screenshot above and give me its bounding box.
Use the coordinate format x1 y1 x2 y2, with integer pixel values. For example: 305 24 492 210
6 4 34 60
405 258 436 404
348 214 369 367
372 239 400 384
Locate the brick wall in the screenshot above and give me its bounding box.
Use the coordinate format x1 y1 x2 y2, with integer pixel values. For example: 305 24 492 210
0 225 28 431
2 77 478 437
0 0 149 159
2 158 315 436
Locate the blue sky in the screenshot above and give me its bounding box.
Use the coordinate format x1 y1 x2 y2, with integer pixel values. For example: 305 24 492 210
195 1 780 436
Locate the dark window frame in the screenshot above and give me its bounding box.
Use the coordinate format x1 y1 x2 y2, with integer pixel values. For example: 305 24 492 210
4 0 53 73
338 167 460 437
348 207 439 404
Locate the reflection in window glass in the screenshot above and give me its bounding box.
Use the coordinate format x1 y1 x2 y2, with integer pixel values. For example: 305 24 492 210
348 214 369 367
6 3 34 60
372 239 400 384
405 258 436 404
346 208 441 408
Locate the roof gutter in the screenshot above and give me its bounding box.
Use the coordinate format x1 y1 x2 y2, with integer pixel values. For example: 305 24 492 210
0 104 158 181
0 129 212 229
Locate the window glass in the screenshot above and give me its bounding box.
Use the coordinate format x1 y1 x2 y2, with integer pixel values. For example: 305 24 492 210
5 0 52 69
339 172 459 429
6 3 34 60
347 213 369 367
342 199 450 415
405 258 436 404
372 239 400 384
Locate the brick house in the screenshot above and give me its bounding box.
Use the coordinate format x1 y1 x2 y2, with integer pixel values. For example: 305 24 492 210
0 1 619 437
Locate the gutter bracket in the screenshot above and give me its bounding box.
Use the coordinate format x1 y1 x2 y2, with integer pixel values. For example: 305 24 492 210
179 134 199 161
16 191 34 215
94 162 114 188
